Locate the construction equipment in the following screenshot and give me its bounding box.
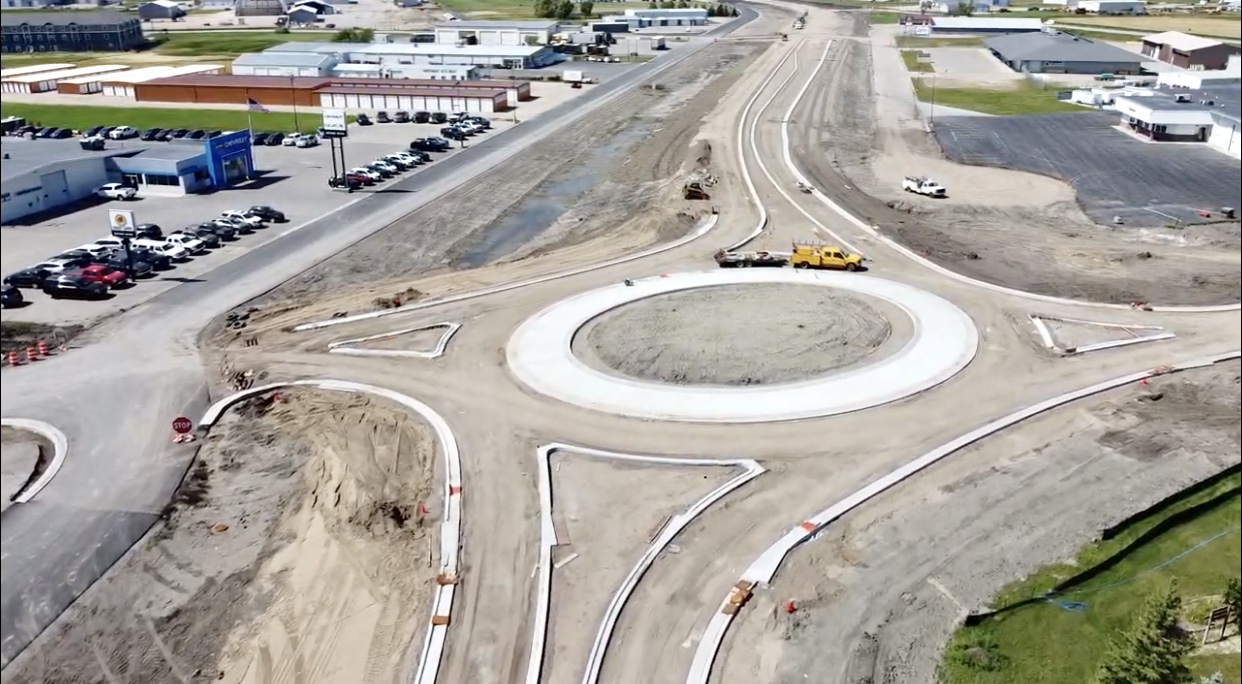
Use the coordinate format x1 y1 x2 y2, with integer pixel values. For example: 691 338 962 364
790 242 865 271
683 182 710 200
714 249 788 268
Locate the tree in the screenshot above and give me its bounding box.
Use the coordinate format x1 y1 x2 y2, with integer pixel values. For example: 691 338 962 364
1225 577 1241 620
949 2 974 16
533 0 555 17
332 27 374 43
1095 584 1196 684
730 5 739 16
578 0 593 17
555 0 575 19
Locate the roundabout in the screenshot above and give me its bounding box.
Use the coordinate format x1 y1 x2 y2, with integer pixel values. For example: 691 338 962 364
506 269 981 423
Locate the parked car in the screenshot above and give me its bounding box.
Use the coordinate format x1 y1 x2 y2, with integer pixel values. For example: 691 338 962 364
211 217 253 234
56 250 104 265
96 183 137 201
108 126 139 140
264 133 285 146
121 247 172 270
430 112 448 124
205 130 223 139
246 205 287 223
139 128 164 141
346 172 375 186
135 223 164 239
328 175 361 191
50 128 73 139
282 133 302 147
394 110 411 123
171 228 220 249
376 111 392 124
252 132 270 145
71 243 113 259
356 113 373 126
192 222 237 241
1 285 23 309
156 129 176 142
413 111 431 124
220 210 264 228
31 259 82 274
381 155 414 170
186 130 206 140
3 268 51 288
83 125 105 137
368 161 397 177
76 264 130 288
350 167 382 182
41 275 111 300
132 239 190 261
468 116 491 129
99 255 152 279
168 128 189 139
406 149 432 163
164 233 207 254
296 134 320 148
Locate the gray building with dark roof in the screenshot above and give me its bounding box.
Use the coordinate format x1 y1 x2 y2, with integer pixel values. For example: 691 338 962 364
0 11 145 53
985 31 1144 75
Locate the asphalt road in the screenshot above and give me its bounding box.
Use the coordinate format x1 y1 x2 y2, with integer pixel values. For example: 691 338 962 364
0 7 758 670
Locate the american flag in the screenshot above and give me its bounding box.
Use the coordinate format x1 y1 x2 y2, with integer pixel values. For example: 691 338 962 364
247 97 270 114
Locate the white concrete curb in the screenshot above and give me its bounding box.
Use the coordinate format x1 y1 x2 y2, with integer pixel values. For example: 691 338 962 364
327 322 463 360
684 349 1242 684
507 269 979 423
523 443 764 684
781 41 1240 314
198 380 462 684
1028 315 1175 356
1 418 68 504
293 213 720 333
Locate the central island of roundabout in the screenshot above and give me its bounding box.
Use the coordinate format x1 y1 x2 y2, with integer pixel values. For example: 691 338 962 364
506 269 980 423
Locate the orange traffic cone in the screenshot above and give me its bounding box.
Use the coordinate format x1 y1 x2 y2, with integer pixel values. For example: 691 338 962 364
6 351 19 366
37 341 49 356
25 347 38 362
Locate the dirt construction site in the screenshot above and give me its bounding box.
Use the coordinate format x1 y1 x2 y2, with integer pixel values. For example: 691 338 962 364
1 2 1239 684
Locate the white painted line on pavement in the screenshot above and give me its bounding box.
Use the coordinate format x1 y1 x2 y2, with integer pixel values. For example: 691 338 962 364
684 349 1242 684
2 418 69 505
328 322 463 360
506 269 978 423
523 443 764 684
199 380 461 684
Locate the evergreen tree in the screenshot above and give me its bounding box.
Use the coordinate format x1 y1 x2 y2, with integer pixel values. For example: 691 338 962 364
730 5 739 16
1095 584 1195 684
578 0 593 17
555 0 575 19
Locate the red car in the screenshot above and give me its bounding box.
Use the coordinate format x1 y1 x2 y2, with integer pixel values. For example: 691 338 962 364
347 172 375 186
77 264 129 288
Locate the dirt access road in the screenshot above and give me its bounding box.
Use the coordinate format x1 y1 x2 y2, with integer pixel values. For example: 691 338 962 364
4 390 440 684
790 11 1240 307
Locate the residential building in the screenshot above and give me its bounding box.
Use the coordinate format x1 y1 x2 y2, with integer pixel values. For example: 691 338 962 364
137 0 186 21
1140 31 1241 71
1076 0 1145 12
984 30 1144 73
433 20 560 46
0 11 144 53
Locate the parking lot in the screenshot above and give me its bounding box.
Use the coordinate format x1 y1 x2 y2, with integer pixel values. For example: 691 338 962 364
933 111 1242 227
1 106 535 326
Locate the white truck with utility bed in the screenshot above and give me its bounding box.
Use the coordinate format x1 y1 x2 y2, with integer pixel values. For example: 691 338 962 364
902 176 947 197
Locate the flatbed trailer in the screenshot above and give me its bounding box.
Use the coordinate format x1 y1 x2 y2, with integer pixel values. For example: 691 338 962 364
714 249 789 268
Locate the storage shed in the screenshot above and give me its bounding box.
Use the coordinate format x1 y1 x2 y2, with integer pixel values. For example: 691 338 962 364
0 63 75 78
317 84 507 113
1 65 129 94
100 63 223 98
137 0 186 21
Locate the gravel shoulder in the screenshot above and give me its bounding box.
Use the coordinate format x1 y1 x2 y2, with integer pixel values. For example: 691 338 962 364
3 389 440 684
572 283 905 385
718 361 1242 684
791 11 1241 306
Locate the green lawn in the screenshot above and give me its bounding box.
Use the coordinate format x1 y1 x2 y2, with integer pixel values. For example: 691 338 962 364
868 11 903 25
437 0 670 19
150 30 334 57
0 102 323 134
941 475 1242 684
901 49 934 73
895 35 984 48
911 79 1079 116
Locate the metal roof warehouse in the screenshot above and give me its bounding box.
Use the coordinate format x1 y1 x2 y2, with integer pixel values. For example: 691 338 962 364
985 31 1144 74
1 64 129 94
261 40 558 68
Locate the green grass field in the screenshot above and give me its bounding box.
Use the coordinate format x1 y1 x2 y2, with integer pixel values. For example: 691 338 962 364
911 79 1079 115
941 474 1242 684
895 36 984 48
868 11 903 24
901 49 934 73
150 30 334 57
437 0 670 19
0 102 323 134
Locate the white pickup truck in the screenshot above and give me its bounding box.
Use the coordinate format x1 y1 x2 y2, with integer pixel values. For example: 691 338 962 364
903 176 947 197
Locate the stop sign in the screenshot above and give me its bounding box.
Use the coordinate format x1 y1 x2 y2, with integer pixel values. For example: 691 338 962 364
172 416 193 434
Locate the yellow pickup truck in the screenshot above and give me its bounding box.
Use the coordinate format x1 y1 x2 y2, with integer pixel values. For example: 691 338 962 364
789 243 865 271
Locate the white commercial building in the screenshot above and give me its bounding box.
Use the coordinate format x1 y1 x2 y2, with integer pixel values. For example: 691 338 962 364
1 139 116 224
328 63 480 80
231 51 338 77
1 65 129 94
623 8 708 25
1157 55 1242 89
264 40 559 69
99 64 223 98
1115 91 1240 158
433 20 559 46
1076 0 1145 12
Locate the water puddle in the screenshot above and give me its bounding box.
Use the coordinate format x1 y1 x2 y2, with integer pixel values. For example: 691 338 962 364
455 124 652 267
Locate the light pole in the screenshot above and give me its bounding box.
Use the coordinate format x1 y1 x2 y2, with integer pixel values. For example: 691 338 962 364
289 75 301 132
928 72 937 126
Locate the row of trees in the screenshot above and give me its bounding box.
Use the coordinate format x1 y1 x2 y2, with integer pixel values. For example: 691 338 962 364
535 0 739 20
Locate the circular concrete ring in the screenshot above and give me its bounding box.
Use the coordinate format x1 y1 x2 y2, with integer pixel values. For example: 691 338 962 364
506 270 979 423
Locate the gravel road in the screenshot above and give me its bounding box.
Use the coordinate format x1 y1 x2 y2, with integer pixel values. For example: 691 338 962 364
573 284 899 385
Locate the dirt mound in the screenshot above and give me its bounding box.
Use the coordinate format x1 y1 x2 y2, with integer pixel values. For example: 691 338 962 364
573 283 901 385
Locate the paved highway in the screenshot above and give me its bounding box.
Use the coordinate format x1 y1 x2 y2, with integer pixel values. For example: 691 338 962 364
0 7 759 668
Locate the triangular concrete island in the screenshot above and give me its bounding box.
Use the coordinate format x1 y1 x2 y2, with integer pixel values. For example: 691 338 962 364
326 322 462 359
1028 315 1174 356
